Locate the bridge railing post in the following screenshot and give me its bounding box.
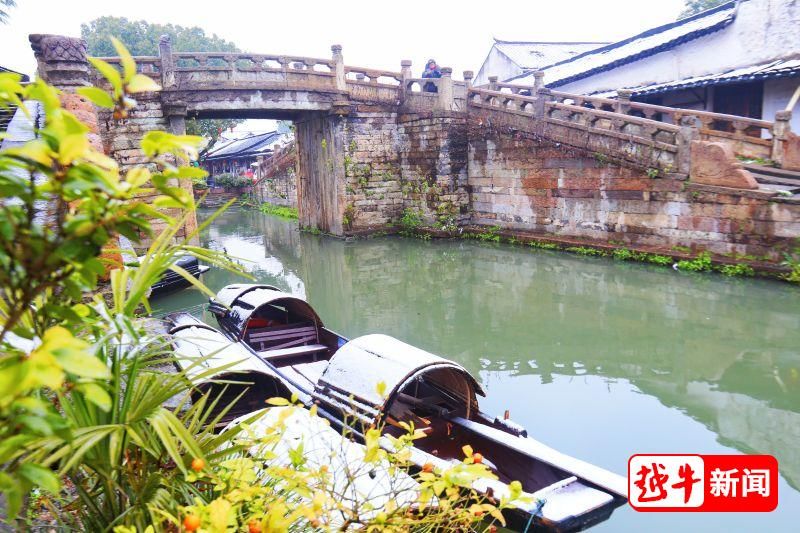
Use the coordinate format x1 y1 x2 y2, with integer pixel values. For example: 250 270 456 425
400 60 412 103
438 67 454 111
331 44 346 92
463 70 474 88
533 71 545 93
534 87 551 121
771 110 792 165
616 89 633 115
488 75 498 92
159 35 176 90
677 115 700 176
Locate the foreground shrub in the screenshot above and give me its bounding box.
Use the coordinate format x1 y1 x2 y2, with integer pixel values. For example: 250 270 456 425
1 40 517 532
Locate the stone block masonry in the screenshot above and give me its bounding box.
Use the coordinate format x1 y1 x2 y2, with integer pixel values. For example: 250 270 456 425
468 124 800 260
339 110 470 232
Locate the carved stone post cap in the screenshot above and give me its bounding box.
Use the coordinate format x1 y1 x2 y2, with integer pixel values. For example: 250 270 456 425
463 70 474 79
617 88 634 99
680 114 700 127
441 67 453 76
159 34 171 44
488 75 498 82
533 71 545 79
776 110 793 121
331 44 343 53
29 34 87 62
401 60 412 67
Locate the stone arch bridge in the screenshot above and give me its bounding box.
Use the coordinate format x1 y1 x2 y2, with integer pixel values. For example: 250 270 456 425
29 34 799 259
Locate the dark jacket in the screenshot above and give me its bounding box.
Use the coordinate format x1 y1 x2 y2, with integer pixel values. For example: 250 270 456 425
422 66 442 93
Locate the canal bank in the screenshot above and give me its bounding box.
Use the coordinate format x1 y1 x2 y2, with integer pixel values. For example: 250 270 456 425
155 207 800 532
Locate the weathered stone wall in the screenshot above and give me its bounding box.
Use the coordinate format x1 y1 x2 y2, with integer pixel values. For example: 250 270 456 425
95 91 168 170
335 110 471 232
468 125 799 259
341 111 403 230
397 113 470 228
256 149 298 208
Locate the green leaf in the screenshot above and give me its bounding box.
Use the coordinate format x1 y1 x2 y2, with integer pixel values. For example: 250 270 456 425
76 382 112 412
56 349 110 380
18 415 54 436
207 498 232 532
265 397 290 406
5 139 54 166
168 263 215 299
58 133 89 165
0 472 22 518
76 86 115 109
111 37 137 83
88 57 123 96
18 463 60 494
126 74 161 94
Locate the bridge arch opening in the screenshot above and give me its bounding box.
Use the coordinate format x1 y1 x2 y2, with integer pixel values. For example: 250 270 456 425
188 109 346 235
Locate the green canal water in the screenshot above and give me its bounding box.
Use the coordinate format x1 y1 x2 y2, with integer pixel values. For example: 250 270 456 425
154 207 800 532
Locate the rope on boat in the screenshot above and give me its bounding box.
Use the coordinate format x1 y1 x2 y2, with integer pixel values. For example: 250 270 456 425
523 499 546 533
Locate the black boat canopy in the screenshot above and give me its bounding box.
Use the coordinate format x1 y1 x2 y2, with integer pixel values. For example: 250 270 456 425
209 284 323 341
315 334 485 427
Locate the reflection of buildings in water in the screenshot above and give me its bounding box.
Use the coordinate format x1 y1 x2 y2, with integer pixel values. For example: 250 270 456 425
201 209 307 297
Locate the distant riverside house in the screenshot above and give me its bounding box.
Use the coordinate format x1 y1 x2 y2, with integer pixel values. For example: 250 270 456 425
483 0 800 131
201 131 287 186
473 40 607 88
0 66 31 134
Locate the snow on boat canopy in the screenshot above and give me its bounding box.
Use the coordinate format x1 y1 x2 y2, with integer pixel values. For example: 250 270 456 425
169 312 292 424
187 284 628 531
208 284 323 342
315 333 484 429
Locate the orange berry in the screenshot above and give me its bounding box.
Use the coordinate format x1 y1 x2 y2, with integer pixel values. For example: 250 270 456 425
190 458 205 472
183 514 201 531
472 452 483 464
473 510 484 517
422 462 434 473
489 526 497 532
248 520 262 533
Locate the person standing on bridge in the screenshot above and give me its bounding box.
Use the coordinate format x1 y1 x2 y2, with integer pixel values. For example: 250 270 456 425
422 59 442 93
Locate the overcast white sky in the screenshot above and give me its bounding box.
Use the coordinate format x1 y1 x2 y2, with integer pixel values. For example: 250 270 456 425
2 0 688 79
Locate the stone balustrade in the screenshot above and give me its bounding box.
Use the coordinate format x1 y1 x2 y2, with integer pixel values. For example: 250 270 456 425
344 66 402 86
93 55 161 74
87 40 791 177
544 89 781 162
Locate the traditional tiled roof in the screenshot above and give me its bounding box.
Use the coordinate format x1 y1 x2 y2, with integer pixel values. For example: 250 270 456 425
0 65 30 82
508 1 737 87
204 131 284 161
492 40 607 71
590 57 800 98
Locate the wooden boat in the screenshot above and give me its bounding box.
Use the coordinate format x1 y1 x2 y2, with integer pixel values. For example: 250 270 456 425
150 255 210 296
119 235 210 296
170 284 628 531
